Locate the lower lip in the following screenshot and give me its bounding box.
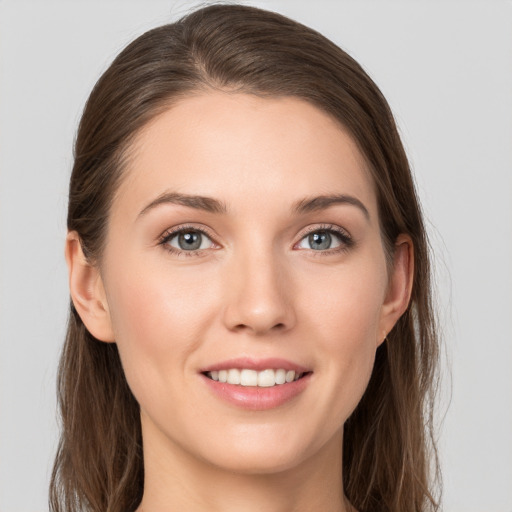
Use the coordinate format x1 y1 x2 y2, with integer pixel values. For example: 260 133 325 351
201 373 312 411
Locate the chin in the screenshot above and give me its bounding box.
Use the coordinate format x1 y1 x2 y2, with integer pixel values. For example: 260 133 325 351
207 448 306 475
194 426 327 476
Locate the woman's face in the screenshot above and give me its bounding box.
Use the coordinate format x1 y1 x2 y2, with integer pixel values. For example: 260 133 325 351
87 92 409 474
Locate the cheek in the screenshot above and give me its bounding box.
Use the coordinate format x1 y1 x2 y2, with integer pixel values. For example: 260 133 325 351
305 258 387 348
301 256 387 414
102 257 225 429
103 256 222 389
106 256 215 341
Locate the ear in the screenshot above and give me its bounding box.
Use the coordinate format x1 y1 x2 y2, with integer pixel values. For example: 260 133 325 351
65 231 115 342
378 234 414 345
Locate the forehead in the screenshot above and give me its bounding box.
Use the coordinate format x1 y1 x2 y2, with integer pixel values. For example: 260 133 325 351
115 92 377 220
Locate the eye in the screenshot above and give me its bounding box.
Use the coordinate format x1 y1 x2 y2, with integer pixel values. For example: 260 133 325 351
160 227 216 253
296 226 352 252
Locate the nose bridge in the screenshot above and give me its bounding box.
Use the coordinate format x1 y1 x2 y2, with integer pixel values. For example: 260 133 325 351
222 234 295 334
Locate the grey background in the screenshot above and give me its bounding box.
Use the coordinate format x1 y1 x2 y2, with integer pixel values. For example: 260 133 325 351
1 1 511 510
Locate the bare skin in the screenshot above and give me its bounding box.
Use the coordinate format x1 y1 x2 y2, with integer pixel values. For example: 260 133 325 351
66 92 413 512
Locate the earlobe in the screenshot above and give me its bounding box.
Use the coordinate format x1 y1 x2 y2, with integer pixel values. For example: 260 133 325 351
65 231 115 342
378 234 414 345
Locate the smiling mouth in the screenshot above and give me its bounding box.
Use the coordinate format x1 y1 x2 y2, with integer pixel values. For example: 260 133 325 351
203 368 310 387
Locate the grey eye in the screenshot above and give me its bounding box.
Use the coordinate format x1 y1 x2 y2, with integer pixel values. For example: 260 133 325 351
297 230 343 251
168 230 213 251
308 231 332 250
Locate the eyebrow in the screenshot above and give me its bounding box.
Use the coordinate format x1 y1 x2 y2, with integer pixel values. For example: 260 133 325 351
138 191 228 217
292 194 370 220
138 191 369 220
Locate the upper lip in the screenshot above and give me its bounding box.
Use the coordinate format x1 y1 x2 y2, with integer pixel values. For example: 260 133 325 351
200 357 311 373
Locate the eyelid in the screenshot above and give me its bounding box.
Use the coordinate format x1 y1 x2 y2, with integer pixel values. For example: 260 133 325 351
157 222 354 257
293 223 354 252
158 223 217 242
158 224 220 256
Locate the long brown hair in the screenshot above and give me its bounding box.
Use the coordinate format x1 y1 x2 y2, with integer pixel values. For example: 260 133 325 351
51 4 441 511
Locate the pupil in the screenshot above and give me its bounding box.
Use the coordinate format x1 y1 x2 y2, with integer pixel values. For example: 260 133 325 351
309 231 331 250
178 231 202 250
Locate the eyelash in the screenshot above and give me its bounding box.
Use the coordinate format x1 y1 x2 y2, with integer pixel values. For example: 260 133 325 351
158 223 354 257
158 224 217 257
296 224 354 256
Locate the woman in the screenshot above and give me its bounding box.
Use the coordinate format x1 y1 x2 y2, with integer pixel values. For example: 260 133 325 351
51 4 440 512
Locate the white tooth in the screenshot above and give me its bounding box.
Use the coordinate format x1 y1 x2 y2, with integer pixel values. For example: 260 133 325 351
294 372 301 381
218 370 228 383
285 370 295 383
227 368 241 385
240 369 258 386
275 369 286 385
210 371 219 381
258 369 276 387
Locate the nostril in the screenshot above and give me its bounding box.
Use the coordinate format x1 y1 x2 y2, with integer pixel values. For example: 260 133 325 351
232 322 285 332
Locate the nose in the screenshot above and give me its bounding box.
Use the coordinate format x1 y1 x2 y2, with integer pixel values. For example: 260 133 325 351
222 245 296 335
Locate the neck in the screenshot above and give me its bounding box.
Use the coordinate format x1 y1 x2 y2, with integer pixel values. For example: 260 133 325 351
136 420 354 512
